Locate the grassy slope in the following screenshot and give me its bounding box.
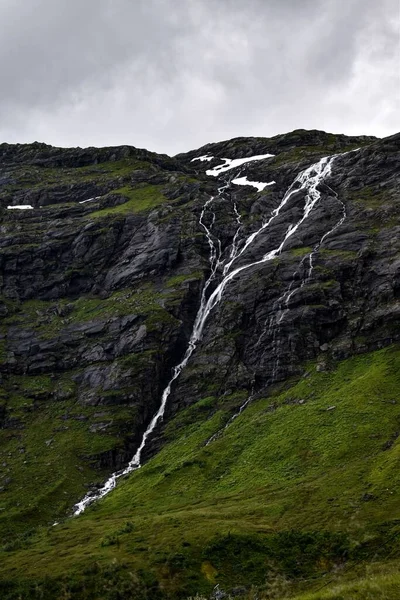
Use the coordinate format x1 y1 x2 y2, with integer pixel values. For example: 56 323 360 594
89 184 168 217
1 345 400 598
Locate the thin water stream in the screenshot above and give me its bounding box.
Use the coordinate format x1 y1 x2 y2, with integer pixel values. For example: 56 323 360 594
74 151 347 515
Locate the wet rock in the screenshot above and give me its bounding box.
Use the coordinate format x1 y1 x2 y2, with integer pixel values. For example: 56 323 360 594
0 131 399 480
89 422 112 433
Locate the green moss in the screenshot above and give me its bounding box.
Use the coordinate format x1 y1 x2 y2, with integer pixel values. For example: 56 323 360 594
203 530 350 585
3 158 152 198
0 561 152 600
290 246 313 257
165 272 203 288
319 248 358 259
11 374 53 395
272 145 331 165
116 350 157 372
350 186 393 208
0 339 6 362
75 158 151 177
306 279 338 291
273 142 364 166
1 243 42 254
145 307 180 331
89 184 168 217
3 285 184 341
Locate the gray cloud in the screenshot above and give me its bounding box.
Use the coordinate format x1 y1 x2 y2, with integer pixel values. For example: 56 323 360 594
0 0 398 154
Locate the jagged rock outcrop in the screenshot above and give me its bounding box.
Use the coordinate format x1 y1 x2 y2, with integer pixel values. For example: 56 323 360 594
0 129 399 518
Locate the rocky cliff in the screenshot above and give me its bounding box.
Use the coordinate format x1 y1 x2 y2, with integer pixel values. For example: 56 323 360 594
0 129 400 599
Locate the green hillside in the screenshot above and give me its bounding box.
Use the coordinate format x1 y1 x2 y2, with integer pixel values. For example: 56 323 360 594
2 345 400 599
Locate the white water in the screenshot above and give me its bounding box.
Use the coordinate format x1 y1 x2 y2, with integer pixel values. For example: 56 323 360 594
74 181 230 515
276 153 352 325
7 205 33 210
206 152 351 442
254 150 356 384
228 202 243 262
79 196 101 204
232 176 275 192
205 391 255 447
74 152 345 513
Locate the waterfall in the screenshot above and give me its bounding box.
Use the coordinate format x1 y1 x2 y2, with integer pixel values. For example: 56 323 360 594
73 151 346 514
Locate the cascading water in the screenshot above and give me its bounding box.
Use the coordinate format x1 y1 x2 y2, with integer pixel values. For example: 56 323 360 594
254 150 356 389
207 153 351 443
73 181 234 515
205 386 255 447
73 151 347 514
277 181 347 325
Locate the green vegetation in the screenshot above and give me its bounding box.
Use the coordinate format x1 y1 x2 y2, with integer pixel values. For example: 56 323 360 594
292 567 400 600
0 278 200 541
0 383 126 535
2 284 185 339
165 272 203 289
1 346 400 598
289 247 313 257
349 185 393 209
0 134 397 598
319 248 358 260
89 184 168 217
1 157 152 196
272 139 369 166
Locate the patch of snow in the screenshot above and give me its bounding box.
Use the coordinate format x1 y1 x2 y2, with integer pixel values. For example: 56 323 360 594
206 153 275 176
7 205 34 210
232 176 276 192
79 196 101 204
191 155 214 162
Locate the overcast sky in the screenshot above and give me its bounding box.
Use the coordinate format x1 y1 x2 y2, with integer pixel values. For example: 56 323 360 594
0 0 398 155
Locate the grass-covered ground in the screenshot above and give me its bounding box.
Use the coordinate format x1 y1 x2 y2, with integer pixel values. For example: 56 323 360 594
1 345 400 598
89 184 168 217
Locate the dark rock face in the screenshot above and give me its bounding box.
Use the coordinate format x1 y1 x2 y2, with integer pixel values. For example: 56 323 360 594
0 129 399 477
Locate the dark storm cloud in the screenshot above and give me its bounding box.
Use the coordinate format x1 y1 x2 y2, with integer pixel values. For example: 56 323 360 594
0 0 398 154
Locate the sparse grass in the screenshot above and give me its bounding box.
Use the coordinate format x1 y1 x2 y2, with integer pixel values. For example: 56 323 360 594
319 249 358 259
2 285 185 340
1 158 152 197
165 272 203 289
272 142 365 166
289 247 313 257
349 186 393 209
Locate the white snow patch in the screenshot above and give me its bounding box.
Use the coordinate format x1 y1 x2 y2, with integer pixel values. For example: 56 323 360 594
191 155 214 162
79 196 101 204
232 176 276 192
206 153 274 176
7 205 34 210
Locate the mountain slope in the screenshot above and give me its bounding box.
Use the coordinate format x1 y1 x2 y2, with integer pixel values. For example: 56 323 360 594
0 129 399 598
